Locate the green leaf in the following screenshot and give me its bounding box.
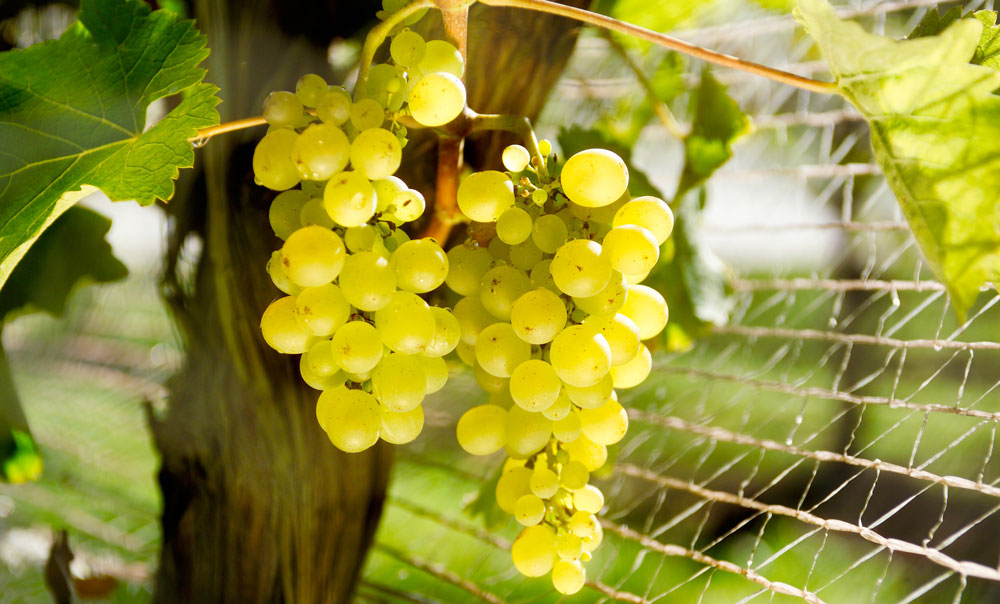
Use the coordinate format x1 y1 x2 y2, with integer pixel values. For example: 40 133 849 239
676 70 750 199
0 341 41 483
906 6 963 39
796 0 1000 318
908 8 1000 71
462 460 507 531
0 206 127 321
0 0 219 293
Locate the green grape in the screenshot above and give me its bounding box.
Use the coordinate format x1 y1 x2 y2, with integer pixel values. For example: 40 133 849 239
497 207 532 245
552 410 581 442
390 29 426 66
390 189 426 223
573 486 605 516
316 386 380 452
380 404 424 444
560 148 629 208
582 521 603 553
291 123 350 181
572 270 627 316
529 259 559 294
560 460 589 490
372 352 426 412
510 288 566 345
446 244 492 296
568 510 600 540
563 373 613 410
502 144 531 172
550 239 612 298
424 307 461 357
453 296 494 345
260 296 316 354
619 284 668 340
304 339 339 376
408 72 466 127
531 189 548 206
549 324 612 388
417 39 464 77
457 404 508 455
295 73 328 107
508 237 543 272
299 354 347 391
262 91 303 128
374 291 435 354
514 494 545 526
350 98 385 130
301 179 326 197
299 197 336 229
531 214 568 254
585 313 640 366
530 466 559 499
269 191 309 240
552 560 586 595
344 225 379 252
373 176 408 212
456 340 476 366
509 359 561 412
556 533 583 561
602 224 659 276
578 399 628 445
496 466 532 513
323 171 377 227
542 391 571 420
476 323 531 378
613 195 674 245
489 386 515 409
253 128 300 191
384 228 411 254
267 250 300 295
316 88 352 125
474 363 508 393
564 434 607 471
480 265 531 321
457 171 514 222
417 355 448 394
610 344 651 388
331 321 384 374
280 225 346 287
487 236 510 263
511 525 556 577
294 283 351 336
505 405 551 458
350 127 402 180
365 63 405 106
538 139 552 156
390 238 448 293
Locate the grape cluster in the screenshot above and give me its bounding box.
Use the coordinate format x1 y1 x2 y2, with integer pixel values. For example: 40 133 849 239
451 144 673 593
255 29 469 453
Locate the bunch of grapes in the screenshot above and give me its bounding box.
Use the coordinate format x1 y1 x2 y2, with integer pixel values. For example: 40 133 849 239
450 144 673 593
254 28 469 453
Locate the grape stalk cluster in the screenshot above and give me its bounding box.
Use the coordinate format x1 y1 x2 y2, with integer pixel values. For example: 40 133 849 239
255 29 468 452
450 145 672 594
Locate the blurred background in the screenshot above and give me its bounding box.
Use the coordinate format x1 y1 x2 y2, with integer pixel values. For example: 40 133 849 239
3 0 1000 602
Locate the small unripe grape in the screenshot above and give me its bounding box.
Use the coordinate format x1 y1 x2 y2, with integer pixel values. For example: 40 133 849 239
269 190 309 240
390 30 426 66
560 148 629 208
514 494 545 526
531 214 568 254
316 88 352 125
295 73 328 107
538 139 552 155
350 98 385 130
502 144 531 172
445 244 492 296
530 466 559 499
542 391 572 421
496 207 532 245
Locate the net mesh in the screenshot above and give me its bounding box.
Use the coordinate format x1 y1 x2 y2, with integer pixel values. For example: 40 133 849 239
363 1 1000 602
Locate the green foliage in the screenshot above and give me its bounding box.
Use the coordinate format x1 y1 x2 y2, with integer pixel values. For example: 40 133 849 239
597 52 685 147
462 460 507 530
0 206 127 321
0 342 39 483
676 70 750 199
796 0 1000 318
0 0 219 293
909 8 1000 70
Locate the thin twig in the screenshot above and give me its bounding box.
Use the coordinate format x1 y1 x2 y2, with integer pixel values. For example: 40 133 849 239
713 324 1000 351
477 0 838 94
375 544 507 604
188 116 267 144
600 30 685 139
729 278 946 293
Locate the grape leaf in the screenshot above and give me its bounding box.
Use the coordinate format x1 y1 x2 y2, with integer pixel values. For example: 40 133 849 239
796 0 1000 318
0 341 40 483
676 69 750 200
908 8 1000 71
0 205 127 320
0 0 219 293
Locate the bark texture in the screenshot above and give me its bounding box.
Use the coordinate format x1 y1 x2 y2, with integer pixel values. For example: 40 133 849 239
151 1 584 602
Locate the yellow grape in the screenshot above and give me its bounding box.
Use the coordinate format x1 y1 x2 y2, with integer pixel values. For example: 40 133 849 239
511 525 556 577
407 72 466 127
315 387 380 452
613 195 674 245
457 404 507 455
260 296 316 354
457 171 514 222
619 284 668 340
379 404 424 444
610 344 652 388
559 148 628 208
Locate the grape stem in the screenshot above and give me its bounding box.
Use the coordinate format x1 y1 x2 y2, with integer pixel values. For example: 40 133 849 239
600 30 686 140
355 0 436 100
477 0 838 94
187 115 267 144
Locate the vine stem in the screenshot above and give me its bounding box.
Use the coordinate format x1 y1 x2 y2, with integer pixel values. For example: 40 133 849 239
478 0 838 94
188 115 267 144
355 0 436 99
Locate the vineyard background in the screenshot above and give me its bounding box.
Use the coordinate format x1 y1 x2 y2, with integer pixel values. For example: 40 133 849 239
3 0 1000 602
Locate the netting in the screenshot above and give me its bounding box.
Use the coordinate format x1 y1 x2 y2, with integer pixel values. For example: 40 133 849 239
360 1 1000 603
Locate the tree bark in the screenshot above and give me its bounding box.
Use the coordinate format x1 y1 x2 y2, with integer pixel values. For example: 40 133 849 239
151 1 585 602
